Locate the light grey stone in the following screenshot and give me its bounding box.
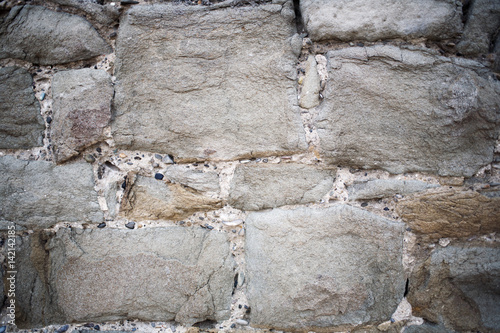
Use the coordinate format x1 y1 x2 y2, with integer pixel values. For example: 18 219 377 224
0 67 44 149
456 0 500 56
348 179 440 201
408 244 500 332
299 55 321 109
245 205 405 330
112 3 306 161
228 164 335 211
300 0 463 42
14 227 234 327
316 45 500 177
0 156 103 229
0 5 111 65
51 69 113 163
164 165 220 193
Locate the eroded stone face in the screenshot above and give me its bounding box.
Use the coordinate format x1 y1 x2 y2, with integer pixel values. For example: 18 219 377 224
348 179 439 201
51 69 113 163
316 45 500 177
112 3 306 161
119 175 222 221
0 156 103 229
300 0 463 42
0 67 44 149
245 205 405 330
396 188 500 240
0 5 111 65
13 227 234 327
408 243 500 332
228 164 335 211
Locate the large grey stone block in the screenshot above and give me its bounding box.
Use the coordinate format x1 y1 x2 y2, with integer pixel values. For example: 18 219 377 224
51 69 113 163
245 205 405 330
348 179 439 201
0 67 44 149
316 45 500 177
408 244 500 332
228 164 335 211
0 5 111 65
300 0 463 42
13 227 234 328
0 156 103 229
112 3 306 162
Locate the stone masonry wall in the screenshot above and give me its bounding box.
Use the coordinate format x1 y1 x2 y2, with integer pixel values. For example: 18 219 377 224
1 0 500 332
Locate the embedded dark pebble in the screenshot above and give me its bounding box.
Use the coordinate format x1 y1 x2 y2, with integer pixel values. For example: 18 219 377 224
97 222 106 228
120 0 139 4
127 162 133 165
361 202 368 207
154 173 164 180
94 325 100 330
206 224 214 230
238 304 242 309
193 163 199 166
121 181 127 189
46 116 52 124
109 32 117 38
84 323 94 328
263 158 268 163
384 207 389 211
230 324 236 329
134 156 141 160
125 222 135 229
56 325 69 333
155 154 162 160
96 147 102 153
199 217 204 220
204 164 209 167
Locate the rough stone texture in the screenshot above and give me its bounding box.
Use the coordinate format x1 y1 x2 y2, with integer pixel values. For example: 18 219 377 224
396 188 500 240
245 205 405 330
408 244 500 332
112 3 306 161
403 323 455 333
14 227 234 327
0 156 103 229
51 69 113 163
299 55 320 109
228 164 335 211
0 5 111 65
316 45 500 177
164 165 220 193
120 175 222 221
300 0 463 42
456 0 500 56
49 0 120 26
348 179 439 201
0 66 44 149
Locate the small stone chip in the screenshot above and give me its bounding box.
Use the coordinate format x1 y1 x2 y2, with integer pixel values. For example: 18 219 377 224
125 222 135 229
97 222 106 228
154 173 164 180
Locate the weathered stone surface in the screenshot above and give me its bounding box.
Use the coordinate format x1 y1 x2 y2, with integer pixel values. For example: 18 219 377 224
316 45 500 177
456 0 500 56
0 5 111 65
112 3 306 161
15 227 234 327
408 244 500 331
299 55 320 109
228 164 335 211
164 165 220 193
51 69 113 163
0 156 103 229
396 188 500 240
348 179 439 201
245 205 405 330
403 323 455 333
0 67 44 149
49 0 120 26
300 0 463 42
120 175 222 221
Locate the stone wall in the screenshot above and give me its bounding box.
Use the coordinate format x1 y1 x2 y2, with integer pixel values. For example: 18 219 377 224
1 0 499 332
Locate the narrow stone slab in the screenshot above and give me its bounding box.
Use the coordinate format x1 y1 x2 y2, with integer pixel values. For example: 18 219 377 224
348 179 439 201
0 156 103 229
0 67 44 149
229 164 335 211
164 165 220 193
245 205 405 330
0 5 111 65
13 227 234 327
316 45 500 177
51 69 113 163
300 0 463 42
408 244 500 331
112 3 306 161
396 188 500 240
120 175 222 221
